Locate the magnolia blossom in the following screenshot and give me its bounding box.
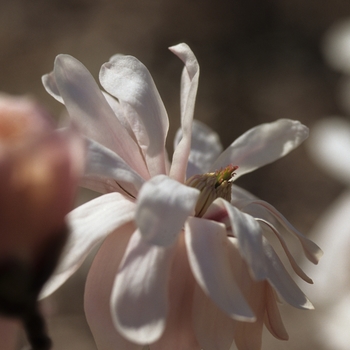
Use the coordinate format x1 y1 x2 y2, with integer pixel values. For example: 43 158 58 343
0 93 84 349
42 43 322 350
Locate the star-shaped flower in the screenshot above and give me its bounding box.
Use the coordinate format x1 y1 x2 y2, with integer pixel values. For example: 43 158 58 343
42 43 322 350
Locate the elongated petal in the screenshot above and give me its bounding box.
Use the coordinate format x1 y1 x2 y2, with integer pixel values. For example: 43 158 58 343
169 43 200 183
217 199 267 280
211 119 309 178
53 54 149 179
174 119 223 179
307 117 350 185
111 230 176 344
40 193 135 298
85 222 143 350
100 54 169 177
193 282 236 350
42 71 64 103
185 216 255 321
84 138 145 198
136 175 199 247
152 233 200 350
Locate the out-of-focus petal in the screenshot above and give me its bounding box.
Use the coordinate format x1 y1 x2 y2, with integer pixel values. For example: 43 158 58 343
136 175 199 247
152 233 200 350
85 222 143 350
100 54 169 177
52 54 149 179
111 230 176 344
40 193 135 298
169 43 200 183
211 119 309 179
0 317 20 350
192 284 236 350
185 216 255 321
217 199 267 280
84 138 145 198
174 119 223 179
307 117 350 186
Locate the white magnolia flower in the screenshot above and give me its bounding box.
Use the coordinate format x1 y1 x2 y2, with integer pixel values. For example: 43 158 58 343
42 43 322 350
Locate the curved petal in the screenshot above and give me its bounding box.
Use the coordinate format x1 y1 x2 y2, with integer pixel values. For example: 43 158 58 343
84 222 142 350
192 280 236 350
40 193 135 298
84 138 145 198
111 230 176 344
99 54 169 177
53 54 149 179
42 71 64 103
185 216 255 321
136 175 199 247
169 44 200 183
307 117 350 185
217 199 267 280
211 119 309 179
174 119 223 179
152 233 200 350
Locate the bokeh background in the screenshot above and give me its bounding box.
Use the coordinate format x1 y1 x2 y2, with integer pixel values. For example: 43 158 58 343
1 0 350 349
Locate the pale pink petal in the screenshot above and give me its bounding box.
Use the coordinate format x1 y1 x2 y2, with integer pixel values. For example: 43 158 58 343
84 138 145 198
85 222 142 350
217 199 267 280
307 117 350 185
111 230 176 344
53 54 149 179
211 119 309 179
262 238 313 309
174 119 223 178
0 317 20 350
40 193 135 298
169 43 200 183
264 284 289 340
136 175 199 247
99 54 169 177
152 233 201 350
185 216 255 321
192 284 236 350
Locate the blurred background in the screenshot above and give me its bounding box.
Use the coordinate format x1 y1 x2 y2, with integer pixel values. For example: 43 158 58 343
1 0 350 349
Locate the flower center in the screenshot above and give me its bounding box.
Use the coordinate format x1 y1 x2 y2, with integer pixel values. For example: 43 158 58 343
186 164 238 217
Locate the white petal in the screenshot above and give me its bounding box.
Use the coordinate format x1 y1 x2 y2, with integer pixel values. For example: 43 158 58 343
174 119 223 178
136 175 199 247
42 71 64 103
40 193 135 298
100 54 169 177
85 223 143 350
307 117 350 185
217 199 267 280
185 216 255 321
84 138 145 198
169 43 200 183
211 119 309 178
53 54 149 179
111 230 176 344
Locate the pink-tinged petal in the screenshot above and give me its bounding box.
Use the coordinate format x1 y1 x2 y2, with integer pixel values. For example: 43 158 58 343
211 119 309 179
136 175 199 247
174 119 223 179
84 138 145 198
53 54 149 179
217 199 267 280
192 284 236 350
85 222 142 350
42 71 64 104
262 238 313 310
264 284 289 340
111 230 176 344
245 200 323 264
169 43 200 183
0 317 20 350
185 216 255 321
152 233 200 350
99 54 169 177
40 193 135 298
307 117 350 185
